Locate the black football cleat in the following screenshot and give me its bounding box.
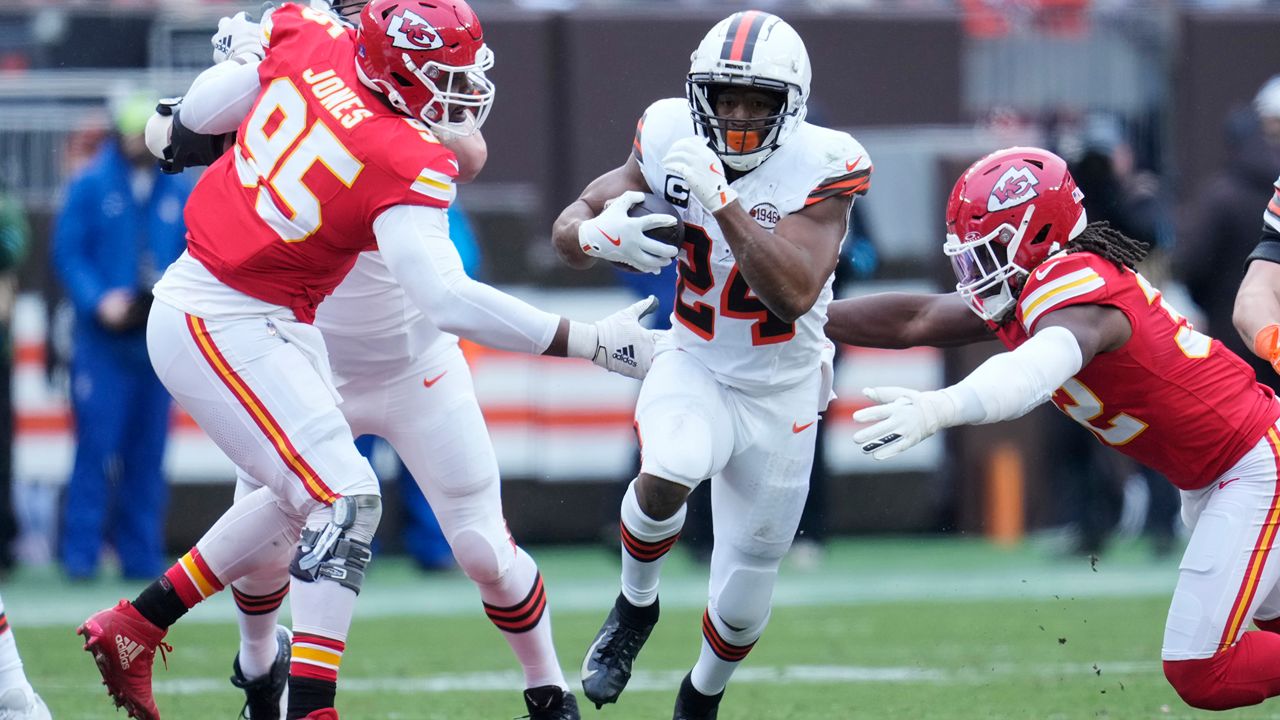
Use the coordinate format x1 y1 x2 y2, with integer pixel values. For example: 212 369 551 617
230 625 292 719
581 594 659 708
522 684 581 720
672 673 724 720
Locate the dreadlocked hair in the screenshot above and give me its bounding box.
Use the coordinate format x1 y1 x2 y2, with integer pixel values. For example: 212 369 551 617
1063 221 1149 270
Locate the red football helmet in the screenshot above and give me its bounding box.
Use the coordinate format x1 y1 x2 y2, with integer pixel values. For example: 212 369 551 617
355 0 494 135
943 146 1088 322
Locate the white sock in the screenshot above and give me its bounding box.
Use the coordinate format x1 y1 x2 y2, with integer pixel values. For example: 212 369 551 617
619 480 686 607
479 547 566 690
234 581 289 679
0 595 31 693
689 609 761 695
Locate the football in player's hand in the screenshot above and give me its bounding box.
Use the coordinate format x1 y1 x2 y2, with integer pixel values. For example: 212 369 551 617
612 193 685 273
629 193 685 247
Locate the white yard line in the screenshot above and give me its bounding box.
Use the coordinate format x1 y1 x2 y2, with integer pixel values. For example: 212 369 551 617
5 562 1176 628
34 661 1163 696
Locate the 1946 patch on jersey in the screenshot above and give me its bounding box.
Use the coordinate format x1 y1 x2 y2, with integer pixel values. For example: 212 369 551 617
749 202 781 229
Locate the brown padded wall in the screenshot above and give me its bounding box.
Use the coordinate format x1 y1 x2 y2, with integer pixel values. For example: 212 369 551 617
466 11 558 190
1174 12 1280 202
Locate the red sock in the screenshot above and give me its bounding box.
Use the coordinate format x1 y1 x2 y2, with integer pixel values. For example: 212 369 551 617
1164 630 1280 710
163 548 226 608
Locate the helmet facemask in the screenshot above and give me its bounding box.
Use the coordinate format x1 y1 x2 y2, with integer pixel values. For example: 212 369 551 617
944 205 1040 323
401 45 494 136
687 75 803 172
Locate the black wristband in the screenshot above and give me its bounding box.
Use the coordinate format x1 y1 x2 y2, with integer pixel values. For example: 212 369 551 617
159 108 230 174
1246 236 1280 268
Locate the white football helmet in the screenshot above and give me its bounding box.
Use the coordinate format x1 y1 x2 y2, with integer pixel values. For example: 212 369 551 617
686 11 810 172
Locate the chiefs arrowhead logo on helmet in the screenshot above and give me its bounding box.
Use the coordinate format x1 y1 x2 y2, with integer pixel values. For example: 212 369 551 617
987 165 1039 212
386 9 444 51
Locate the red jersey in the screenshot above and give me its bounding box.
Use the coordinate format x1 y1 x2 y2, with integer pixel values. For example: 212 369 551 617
994 251 1280 490
184 3 458 323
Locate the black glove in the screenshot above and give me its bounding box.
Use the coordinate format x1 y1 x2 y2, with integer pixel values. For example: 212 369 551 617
117 289 154 334
155 98 232 174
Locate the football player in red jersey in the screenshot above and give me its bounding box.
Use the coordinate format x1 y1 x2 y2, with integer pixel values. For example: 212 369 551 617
1233 174 1280 378
76 2 655 719
826 146 1280 711
143 4 579 719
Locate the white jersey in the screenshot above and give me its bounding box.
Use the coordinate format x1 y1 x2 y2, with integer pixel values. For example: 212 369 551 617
314 251 455 371
635 98 871 392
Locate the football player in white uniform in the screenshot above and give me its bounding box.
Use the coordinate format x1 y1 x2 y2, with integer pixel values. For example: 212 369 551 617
551 11 871 718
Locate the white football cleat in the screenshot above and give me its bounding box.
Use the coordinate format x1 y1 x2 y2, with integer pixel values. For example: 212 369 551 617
0 686 52 720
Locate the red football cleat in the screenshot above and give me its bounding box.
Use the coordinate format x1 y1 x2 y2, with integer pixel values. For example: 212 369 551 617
302 710 339 719
77 600 171 720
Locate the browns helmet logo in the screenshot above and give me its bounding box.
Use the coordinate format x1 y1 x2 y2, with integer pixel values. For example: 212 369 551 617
986 165 1039 212
387 9 444 51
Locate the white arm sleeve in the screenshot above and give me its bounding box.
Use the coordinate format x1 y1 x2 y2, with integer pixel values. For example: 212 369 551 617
940 325 1084 426
181 60 262 135
375 204 561 354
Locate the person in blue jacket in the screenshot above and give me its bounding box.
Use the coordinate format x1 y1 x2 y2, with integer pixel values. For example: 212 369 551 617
51 93 193 580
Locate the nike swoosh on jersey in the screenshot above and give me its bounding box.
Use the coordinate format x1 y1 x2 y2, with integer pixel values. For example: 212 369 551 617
845 155 864 172
1019 266 1105 329
423 371 448 388
792 421 816 434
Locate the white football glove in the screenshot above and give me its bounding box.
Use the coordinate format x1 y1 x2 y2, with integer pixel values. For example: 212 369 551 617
851 386 958 461
212 12 265 64
144 99 178 160
567 296 662 380
578 190 679 275
662 136 738 213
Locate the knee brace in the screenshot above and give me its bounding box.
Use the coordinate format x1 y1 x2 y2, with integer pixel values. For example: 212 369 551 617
713 566 775 633
450 526 512 586
290 495 382 594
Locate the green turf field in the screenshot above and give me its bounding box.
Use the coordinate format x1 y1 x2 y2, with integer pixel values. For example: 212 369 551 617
8 536 1277 719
